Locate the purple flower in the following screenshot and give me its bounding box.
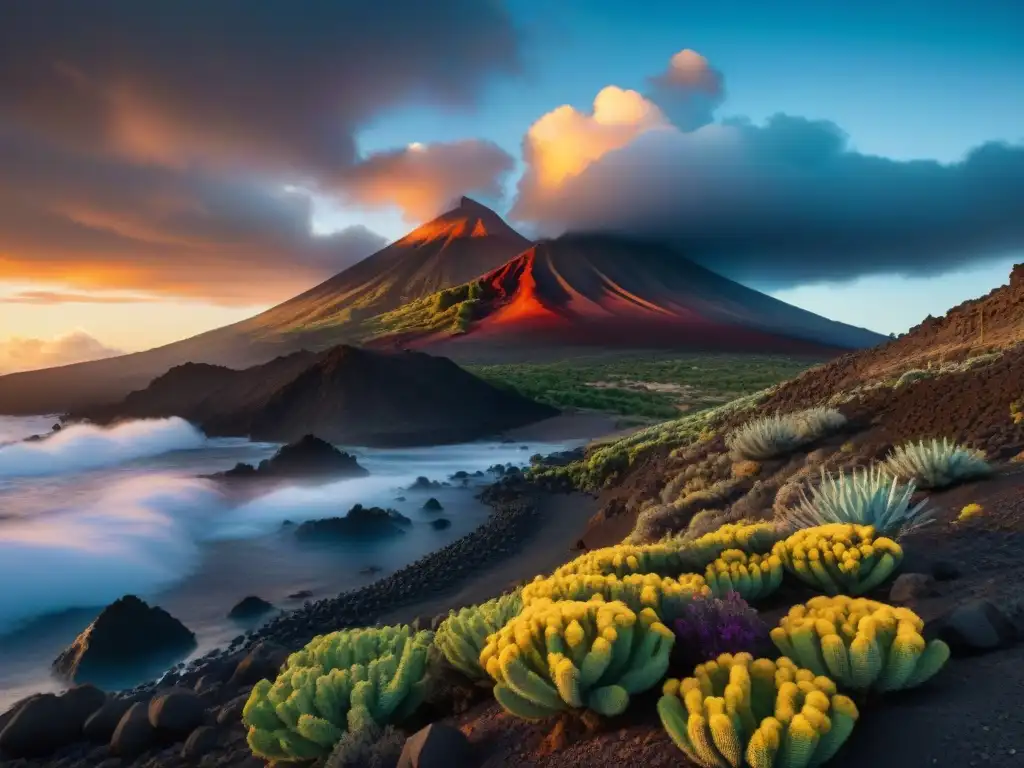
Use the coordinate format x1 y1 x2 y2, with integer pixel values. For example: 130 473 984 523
671 592 769 670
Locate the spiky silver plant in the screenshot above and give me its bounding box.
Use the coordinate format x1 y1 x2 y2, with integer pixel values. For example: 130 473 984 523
726 407 846 461
793 406 847 440
726 414 803 460
782 465 933 538
883 438 992 489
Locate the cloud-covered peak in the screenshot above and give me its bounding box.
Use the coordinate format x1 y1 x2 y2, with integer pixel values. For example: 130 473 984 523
511 49 1024 288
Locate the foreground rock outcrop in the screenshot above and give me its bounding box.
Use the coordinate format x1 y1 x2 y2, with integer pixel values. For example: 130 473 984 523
0 686 107 758
52 596 196 685
293 504 412 541
207 434 368 483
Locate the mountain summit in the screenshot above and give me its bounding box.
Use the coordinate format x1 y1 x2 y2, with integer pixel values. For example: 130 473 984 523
244 197 530 336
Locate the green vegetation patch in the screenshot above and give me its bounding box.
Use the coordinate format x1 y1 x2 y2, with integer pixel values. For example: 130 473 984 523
471 353 819 420
532 388 774 491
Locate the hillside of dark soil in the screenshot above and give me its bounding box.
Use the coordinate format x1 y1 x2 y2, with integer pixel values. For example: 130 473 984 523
74 345 558 447
763 262 1024 399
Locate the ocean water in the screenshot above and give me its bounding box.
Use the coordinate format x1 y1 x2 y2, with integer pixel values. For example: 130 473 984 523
0 416 576 710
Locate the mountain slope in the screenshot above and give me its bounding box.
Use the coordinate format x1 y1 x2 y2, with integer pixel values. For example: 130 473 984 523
763 261 1024 413
0 198 530 415
75 345 558 447
372 234 886 358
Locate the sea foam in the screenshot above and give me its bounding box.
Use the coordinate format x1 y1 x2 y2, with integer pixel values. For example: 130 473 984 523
0 417 206 478
0 474 223 634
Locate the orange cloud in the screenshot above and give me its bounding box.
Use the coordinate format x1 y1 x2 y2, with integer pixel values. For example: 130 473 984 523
512 86 672 220
337 140 515 222
649 49 723 95
0 291 159 305
0 332 123 375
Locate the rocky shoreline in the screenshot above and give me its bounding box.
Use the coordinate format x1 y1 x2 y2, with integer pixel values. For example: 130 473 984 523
151 492 546 694
0 483 561 768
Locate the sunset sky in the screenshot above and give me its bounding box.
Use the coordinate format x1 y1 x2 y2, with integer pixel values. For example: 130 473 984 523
1 0 1022 373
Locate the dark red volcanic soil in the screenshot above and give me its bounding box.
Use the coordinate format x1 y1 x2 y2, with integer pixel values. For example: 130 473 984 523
421 234 885 358
765 262 1024 398
758 263 1024 460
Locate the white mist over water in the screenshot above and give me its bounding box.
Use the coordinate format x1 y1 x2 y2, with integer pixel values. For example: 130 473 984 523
0 475 221 631
0 415 578 710
0 417 206 478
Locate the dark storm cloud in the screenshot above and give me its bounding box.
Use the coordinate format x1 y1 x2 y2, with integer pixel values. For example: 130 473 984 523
518 112 1024 288
0 0 521 173
0 125 388 303
0 0 522 299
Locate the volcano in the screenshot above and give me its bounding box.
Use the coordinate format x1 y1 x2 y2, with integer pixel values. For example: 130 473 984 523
0 210 885 416
386 234 885 358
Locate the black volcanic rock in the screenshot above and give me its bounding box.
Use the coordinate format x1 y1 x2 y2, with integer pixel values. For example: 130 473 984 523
228 596 275 620
408 476 441 490
52 596 196 684
0 686 106 758
208 434 368 483
72 345 558 448
293 504 412 541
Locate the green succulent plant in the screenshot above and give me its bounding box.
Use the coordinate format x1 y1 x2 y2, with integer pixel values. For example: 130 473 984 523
704 549 784 603
770 597 950 693
434 591 523 681
658 652 859 767
553 541 688 579
773 524 903 596
480 597 675 719
242 626 433 762
727 408 846 461
676 522 785 571
521 571 709 622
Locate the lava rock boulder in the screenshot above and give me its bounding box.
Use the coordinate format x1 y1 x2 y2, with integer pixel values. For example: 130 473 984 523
294 504 411 541
52 596 197 684
228 596 275 621
398 723 471 768
215 435 368 482
0 686 106 758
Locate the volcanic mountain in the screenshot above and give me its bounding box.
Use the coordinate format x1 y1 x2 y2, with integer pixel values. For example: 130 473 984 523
0 198 530 415
378 234 886 359
74 345 558 447
0 206 888 416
